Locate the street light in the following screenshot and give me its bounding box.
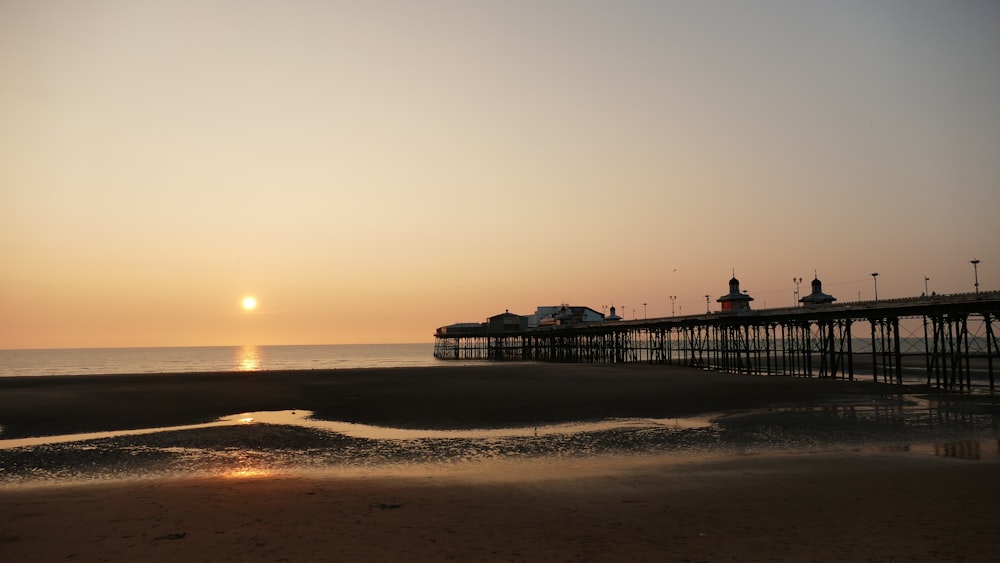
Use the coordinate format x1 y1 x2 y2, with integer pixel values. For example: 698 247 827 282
705 294 710 313
871 272 879 301
793 277 803 306
669 295 677 317
971 259 981 293
924 277 929 296
643 302 647 320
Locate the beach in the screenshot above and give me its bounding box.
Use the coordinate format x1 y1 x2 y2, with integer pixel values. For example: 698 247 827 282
0 363 908 437
2 363 999 562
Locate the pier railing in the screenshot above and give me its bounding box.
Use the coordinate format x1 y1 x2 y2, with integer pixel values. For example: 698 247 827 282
434 292 1000 393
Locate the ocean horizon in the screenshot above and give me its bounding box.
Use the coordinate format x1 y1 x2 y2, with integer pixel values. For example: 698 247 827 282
0 343 465 377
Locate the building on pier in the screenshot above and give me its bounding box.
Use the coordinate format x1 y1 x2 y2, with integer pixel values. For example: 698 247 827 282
437 304 603 335
605 305 622 321
435 322 485 336
717 275 754 312
800 276 837 305
534 305 605 327
488 310 527 331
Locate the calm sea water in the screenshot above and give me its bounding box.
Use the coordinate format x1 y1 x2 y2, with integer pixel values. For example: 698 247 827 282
0 343 455 377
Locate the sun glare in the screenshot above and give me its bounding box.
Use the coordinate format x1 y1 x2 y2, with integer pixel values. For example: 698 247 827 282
242 296 257 311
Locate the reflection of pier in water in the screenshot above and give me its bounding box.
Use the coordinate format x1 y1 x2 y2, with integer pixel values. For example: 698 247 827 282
720 396 999 431
435 292 1000 393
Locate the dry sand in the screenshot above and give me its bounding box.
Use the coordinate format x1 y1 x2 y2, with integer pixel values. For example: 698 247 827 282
1 364 998 562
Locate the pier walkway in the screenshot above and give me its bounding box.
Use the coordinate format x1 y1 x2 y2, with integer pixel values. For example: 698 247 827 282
434 292 1000 393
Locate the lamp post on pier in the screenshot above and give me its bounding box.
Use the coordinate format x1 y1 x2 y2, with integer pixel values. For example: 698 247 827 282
924 277 929 296
705 295 710 314
971 259 980 293
643 302 647 320
871 272 879 301
669 295 677 317
793 277 803 307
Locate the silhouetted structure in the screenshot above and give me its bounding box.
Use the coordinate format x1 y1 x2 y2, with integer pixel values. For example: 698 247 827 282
434 291 1000 394
605 305 622 321
534 305 605 327
800 276 837 305
487 310 526 332
717 276 753 312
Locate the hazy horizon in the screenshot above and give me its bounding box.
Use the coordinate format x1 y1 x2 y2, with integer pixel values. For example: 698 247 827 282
2 1 998 349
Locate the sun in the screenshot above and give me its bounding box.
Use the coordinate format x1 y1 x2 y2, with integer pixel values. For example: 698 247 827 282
242 296 257 311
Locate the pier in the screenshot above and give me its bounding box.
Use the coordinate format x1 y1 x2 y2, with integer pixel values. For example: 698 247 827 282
434 291 1000 393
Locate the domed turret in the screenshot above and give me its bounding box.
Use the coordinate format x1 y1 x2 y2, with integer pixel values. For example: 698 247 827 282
800 275 837 306
717 273 753 312
606 305 622 321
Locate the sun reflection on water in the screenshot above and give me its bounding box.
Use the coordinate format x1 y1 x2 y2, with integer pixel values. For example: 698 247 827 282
236 345 261 371
223 466 273 479
219 460 275 479
220 451 274 479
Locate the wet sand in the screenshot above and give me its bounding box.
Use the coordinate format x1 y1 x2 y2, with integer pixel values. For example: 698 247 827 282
3 453 999 562
1 364 999 561
0 363 902 438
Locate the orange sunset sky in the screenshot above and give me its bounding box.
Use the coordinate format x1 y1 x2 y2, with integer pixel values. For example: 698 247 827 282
2 1 998 349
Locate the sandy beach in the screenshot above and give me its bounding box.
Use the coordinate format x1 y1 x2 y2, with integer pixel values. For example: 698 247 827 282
0 363 907 438
2 364 999 562
3 453 999 562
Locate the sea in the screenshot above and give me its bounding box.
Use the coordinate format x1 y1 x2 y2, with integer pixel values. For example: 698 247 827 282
0 343 462 377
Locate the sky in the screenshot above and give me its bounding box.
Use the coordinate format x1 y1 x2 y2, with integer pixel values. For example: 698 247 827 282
2 0 998 349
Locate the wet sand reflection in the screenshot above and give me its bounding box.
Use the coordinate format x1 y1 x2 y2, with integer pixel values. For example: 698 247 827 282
1 399 998 486
0 410 713 449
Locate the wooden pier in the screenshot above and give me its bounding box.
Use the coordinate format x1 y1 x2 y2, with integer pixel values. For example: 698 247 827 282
434 292 1000 393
